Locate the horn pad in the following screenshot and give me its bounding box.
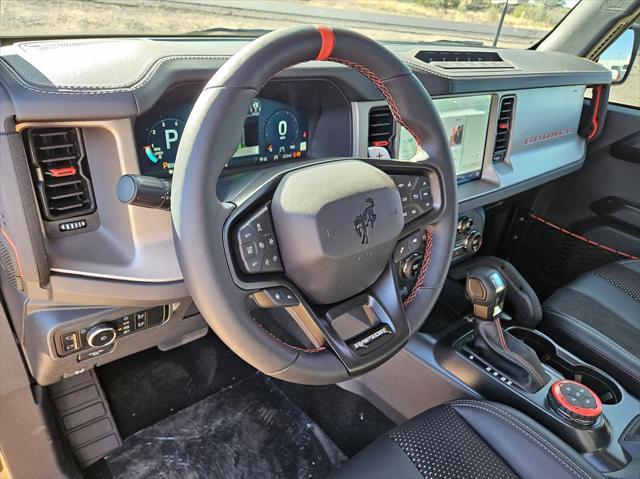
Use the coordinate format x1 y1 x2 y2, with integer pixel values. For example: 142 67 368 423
271 160 404 304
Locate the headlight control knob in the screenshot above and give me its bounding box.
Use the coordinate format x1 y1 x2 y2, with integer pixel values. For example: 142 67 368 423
86 323 117 348
547 379 603 427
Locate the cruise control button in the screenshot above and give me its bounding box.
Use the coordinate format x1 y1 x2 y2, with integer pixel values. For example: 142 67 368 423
247 258 261 272
262 253 282 272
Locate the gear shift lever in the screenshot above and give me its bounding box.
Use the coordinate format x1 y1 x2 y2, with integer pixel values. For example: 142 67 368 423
467 267 550 393
466 266 507 320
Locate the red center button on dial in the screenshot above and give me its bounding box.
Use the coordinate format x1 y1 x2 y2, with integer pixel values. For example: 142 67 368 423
547 379 603 426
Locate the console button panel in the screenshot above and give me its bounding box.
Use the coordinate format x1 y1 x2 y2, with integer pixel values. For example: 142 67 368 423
54 305 169 359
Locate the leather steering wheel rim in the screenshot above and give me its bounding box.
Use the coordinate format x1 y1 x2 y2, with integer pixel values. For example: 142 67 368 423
172 25 457 384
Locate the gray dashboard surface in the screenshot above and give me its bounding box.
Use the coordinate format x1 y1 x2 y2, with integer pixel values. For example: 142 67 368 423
0 37 611 121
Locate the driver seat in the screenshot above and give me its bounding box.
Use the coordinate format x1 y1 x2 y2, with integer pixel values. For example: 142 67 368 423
332 400 602 479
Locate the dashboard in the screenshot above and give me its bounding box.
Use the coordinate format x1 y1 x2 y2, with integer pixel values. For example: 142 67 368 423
134 87 492 185
0 35 611 386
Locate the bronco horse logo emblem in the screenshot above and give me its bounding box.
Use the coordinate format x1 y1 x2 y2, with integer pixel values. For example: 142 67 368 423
353 198 377 244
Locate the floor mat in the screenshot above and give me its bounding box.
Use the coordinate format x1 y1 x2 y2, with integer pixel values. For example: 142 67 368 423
97 332 256 438
274 380 395 458
105 373 347 479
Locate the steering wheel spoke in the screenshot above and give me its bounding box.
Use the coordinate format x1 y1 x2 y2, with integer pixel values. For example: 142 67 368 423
248 265 410 375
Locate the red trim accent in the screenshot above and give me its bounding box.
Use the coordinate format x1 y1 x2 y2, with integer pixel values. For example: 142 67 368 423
0 228 24 278
372 140 389 147
403 226 432 307
315 25 335 61
529 213 639 260
49 167 77 178
551 380 602 417
587 85 602 141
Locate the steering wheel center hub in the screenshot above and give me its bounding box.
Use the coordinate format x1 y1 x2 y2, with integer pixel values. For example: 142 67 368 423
271 160 404 304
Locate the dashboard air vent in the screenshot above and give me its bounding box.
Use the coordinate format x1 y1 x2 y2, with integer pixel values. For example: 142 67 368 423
492 96 515 163
24 128 96 221
368 106 394 153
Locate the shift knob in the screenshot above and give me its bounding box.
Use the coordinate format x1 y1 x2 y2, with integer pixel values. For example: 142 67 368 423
466 266 506 320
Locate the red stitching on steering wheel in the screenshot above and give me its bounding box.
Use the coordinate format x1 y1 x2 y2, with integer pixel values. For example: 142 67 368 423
325 57 423 148
403 226 433 307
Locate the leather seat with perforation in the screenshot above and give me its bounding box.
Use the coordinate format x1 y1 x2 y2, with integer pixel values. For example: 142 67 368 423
541 260 640 397
331 399 602 479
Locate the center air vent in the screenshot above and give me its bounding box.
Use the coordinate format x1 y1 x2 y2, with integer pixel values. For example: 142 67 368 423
492 96 516 163
24 128 96 221
368 106 394 154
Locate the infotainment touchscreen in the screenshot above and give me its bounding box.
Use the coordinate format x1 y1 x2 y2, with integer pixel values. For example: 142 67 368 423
398 95 492 184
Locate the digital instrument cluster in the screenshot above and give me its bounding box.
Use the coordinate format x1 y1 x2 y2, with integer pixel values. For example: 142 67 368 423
135 96 309 178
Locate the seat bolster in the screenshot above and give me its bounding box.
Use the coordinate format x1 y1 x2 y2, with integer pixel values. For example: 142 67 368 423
451 401 603 479
541 261 640 397
330 435 423 479
568 268 640 327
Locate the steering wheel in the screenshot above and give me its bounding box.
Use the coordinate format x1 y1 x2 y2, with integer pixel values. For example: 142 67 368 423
172 25 457 384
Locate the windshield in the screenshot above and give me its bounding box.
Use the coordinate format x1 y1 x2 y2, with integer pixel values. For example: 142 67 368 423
1 0 579 48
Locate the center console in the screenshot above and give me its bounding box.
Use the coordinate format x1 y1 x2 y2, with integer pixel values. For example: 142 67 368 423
409 259 640 477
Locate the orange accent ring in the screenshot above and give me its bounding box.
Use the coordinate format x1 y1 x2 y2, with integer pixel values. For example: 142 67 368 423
551 380 602 418
315 25 335 61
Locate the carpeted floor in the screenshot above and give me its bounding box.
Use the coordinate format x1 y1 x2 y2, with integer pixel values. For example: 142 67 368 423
85 332 395 479
105 373 346 479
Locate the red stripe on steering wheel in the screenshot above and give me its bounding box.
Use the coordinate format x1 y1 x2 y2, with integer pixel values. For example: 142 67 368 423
316 25 335 61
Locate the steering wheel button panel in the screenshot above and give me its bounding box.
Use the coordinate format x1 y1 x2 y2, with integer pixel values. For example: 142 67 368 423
235 206 283 274
390 174 433 223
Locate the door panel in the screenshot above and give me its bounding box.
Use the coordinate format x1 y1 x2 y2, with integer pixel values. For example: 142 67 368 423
532 104 640 258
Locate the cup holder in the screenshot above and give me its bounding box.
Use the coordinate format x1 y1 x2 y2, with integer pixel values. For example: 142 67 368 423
508 327 622 405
